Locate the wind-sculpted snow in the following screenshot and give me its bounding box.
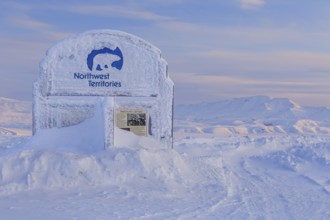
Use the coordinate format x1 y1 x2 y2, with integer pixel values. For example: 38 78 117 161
0 96 330 219
0 132 329 219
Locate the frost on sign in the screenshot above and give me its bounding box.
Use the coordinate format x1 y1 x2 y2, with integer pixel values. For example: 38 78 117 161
33 29 174 148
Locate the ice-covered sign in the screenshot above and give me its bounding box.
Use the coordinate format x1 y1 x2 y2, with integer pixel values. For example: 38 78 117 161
33 29 174 148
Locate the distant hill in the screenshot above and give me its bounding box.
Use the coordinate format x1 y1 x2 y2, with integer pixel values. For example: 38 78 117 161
1 96 330 137
174 96 330 137
0 97 32 130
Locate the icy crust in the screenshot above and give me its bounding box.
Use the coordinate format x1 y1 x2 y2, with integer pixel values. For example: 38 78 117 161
33 95 173 147
33 95 100 132
38 29 169 97
33 29 174 147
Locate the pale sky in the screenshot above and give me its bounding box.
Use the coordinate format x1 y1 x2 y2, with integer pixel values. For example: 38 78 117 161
1 0 330 106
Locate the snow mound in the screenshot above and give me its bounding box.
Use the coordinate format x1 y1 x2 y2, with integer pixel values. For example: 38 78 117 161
0 97 330 218
2 132 329 219
0 111 193 196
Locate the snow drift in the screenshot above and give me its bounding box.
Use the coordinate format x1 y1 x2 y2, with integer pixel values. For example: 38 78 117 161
0 96 330 219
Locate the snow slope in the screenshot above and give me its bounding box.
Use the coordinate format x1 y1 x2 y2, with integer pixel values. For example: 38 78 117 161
175 96 330 137
0 96 329 219
0 97 32 136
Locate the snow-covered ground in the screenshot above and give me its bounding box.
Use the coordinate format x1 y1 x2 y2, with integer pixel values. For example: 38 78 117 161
0 96 329 219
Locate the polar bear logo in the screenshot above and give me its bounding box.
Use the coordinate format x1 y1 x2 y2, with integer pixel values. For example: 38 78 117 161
87 47 123 71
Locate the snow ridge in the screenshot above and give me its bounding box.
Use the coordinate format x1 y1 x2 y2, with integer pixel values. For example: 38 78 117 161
175 96 330 137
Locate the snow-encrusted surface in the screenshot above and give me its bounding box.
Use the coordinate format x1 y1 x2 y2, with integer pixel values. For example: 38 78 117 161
0 96 330 219
33 29 174 147
38 29 168 97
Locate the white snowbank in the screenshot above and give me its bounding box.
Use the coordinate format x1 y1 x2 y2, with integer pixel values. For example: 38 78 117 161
1 133 330 219
0 96 330 219
0 114 191 197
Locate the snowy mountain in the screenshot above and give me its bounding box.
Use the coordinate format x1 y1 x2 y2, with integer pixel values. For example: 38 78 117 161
175 96 330 137
0 96 329 219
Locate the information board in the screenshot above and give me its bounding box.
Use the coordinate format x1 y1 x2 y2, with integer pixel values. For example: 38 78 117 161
115 109 147 136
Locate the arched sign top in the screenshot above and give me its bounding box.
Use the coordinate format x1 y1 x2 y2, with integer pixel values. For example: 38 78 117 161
33 29 174 148
38 29 168 97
